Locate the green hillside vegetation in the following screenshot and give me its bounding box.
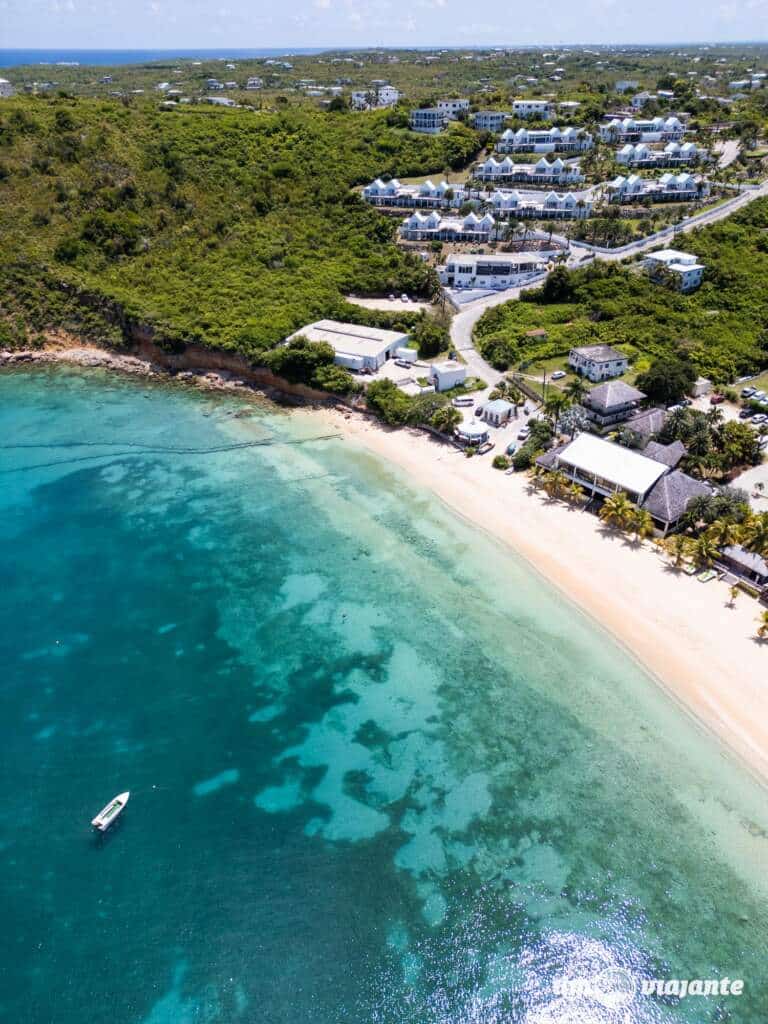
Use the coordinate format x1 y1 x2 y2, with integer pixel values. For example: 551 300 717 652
0 97 478 363
474 202 768 384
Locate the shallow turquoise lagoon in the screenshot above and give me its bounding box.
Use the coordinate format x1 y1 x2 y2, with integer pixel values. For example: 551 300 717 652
1 366 767 1024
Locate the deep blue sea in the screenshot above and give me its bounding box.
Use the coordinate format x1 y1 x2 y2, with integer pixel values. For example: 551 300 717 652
1 365 768 1024
0 49 325 68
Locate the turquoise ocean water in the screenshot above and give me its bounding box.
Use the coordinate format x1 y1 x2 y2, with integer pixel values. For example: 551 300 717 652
1 366 767 1023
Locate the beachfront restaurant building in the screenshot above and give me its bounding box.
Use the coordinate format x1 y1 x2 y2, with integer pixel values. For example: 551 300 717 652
537 433 710 534
286 320 409 372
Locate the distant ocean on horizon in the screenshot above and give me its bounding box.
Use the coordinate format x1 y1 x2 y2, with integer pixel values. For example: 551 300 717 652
0 48 326 68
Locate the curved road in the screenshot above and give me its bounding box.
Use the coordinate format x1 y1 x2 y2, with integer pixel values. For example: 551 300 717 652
451 176 768 378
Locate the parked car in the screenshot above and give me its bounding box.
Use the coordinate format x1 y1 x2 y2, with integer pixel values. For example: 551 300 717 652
506 441 518 456
452 397 474 407
394 359 412 368
551 370 567 381
667 404 684 412
477 441 495 455
709 394 725 405
741 387 757 398
400 293 409 303
388 293 396 301
752 390 767 401
751 413 767 425
475 405 484 417
517 426 531 440
680 398 692 407
739 408 755 419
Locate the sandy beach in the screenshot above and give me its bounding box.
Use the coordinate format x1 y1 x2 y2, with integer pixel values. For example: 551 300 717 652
314 407 768 787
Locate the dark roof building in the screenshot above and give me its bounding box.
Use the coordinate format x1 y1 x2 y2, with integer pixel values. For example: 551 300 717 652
643 439 687 468
583 381 646 428
720 545 768 587
623 406 669 439
641 471 710 534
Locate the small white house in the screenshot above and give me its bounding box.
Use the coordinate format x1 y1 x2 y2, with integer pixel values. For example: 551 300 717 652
455 422 490 446
569 345 629 382
511 99 554 119
472 110 510 132
437 98 470 120
644 249 705 291
438 252 546 289
430 361 467 392
410 108 448 133
0 78 16 98
482 399 515 426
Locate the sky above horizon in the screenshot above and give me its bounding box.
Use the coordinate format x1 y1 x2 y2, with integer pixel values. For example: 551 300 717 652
0 0 767 49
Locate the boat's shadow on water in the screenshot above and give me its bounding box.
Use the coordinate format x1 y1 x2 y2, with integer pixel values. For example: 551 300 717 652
88 817 127 849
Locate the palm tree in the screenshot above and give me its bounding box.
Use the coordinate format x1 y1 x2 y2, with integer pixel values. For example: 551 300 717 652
756 611 768 641
599 492 634 531
543 393 571 432
628 507 655 544
705 518 743 549
742 513 768 558
565 483 585 505
692 534 719 568
728 584 740 608
663 533 693 569
563 376 588 403
543 469 570 500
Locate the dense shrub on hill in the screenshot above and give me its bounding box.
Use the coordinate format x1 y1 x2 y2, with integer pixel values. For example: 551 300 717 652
0 98 479 367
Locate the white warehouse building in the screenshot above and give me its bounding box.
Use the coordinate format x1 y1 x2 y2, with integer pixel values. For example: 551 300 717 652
287 320 409 372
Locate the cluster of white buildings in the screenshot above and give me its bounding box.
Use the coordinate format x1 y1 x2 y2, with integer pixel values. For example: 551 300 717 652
599 116 685 144
438 252 548 290
606 172 709 203
363 177 468 209
616 141 704 167
399 210 497 243
353 84 400 110
361 178 592 220
0 78 15 98
475 156 584 186
485 188 593 219
496 126 593 154
644 249 705 291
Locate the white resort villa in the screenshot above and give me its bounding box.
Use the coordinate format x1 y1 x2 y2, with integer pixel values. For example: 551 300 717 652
399 211 497 243
487 188 593 219
643 249 705 291
568 344 629 382
472 110 510 132
616 141 704 166
287 320 410 372
599 116 686 143
362 177 468 209
409 108 449 133
437 98 470 119
475 156 584 185
438 253 548 290
496 126 593 153
511 99 554 119
607 172 708 203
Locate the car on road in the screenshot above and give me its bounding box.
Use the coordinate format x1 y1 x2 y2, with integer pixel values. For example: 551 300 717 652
741 387 757 398
388 293 396 301
400 294 409 303
550 370 567 380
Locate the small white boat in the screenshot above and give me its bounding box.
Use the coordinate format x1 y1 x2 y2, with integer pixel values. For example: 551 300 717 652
91 792 130 832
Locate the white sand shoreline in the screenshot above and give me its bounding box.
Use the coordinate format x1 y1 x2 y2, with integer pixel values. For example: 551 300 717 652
311 406 768 790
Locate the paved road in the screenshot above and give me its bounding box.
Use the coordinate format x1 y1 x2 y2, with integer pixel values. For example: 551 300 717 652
450 177 768 378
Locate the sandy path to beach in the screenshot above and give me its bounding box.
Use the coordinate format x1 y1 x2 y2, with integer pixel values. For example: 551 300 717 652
314 408 768 786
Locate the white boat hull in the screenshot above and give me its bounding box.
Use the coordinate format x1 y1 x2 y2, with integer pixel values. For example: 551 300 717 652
91 791 130 832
